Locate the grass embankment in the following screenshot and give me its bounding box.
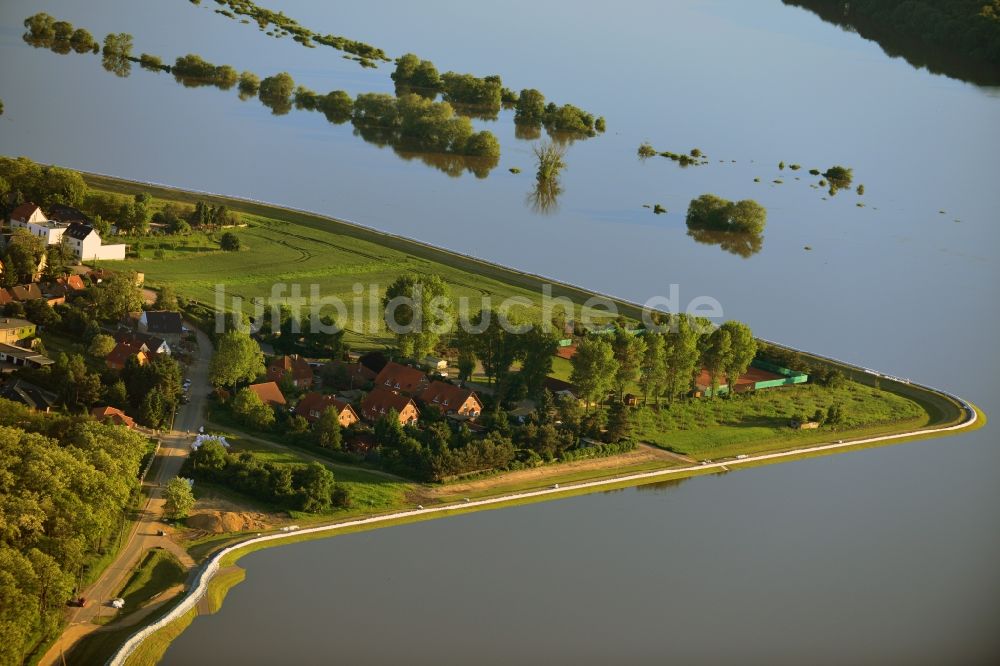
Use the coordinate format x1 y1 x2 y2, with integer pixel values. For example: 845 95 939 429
121 568 246 666
118 549 187 611
81 171 641 341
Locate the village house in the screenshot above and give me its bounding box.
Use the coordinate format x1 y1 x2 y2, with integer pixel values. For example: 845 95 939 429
9 283 44 303
373 361 429 396
247 381 287 408
115 330 171 356
63 222 127 261
0 318 36 346
9 203 70 245
419 380 483 418
138 310 184 343
323 360 376 390
91 406 137 429
267 354 314 389
105 341 149 370
0 379 57 412
0 288 13 307
0 343 54 369
295 392 360 428
543 377 580 401
360 387 420 426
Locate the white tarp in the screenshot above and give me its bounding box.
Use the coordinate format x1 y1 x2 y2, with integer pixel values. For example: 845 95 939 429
190 434 230 451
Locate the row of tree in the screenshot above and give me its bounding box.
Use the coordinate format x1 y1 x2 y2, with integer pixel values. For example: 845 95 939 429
570 318 758 407
185 440 349 513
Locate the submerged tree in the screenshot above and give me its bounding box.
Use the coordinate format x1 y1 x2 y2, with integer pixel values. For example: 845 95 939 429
101 32 133 77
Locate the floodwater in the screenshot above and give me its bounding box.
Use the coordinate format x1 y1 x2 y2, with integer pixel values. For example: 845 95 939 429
1 0 998 663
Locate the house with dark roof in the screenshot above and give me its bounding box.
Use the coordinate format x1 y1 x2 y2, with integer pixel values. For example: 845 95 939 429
105 341 149 370
138 311 184 342
374 361 429 396
0 343 54 369
323 360 376 390
0 379 57 412
419 381 483 418
91 406 136 429
295 392 360 427
247 381 287 408
63 222 127 261
115 330 170 356
543 377 580 401
267 354 314 389
10 283 43 302
360 387 420 426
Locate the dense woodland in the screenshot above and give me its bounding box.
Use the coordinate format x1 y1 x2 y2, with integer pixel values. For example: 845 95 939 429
785 0 1000 85
0 404 150 665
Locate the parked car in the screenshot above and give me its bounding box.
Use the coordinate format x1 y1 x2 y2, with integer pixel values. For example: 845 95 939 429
67 597 86 607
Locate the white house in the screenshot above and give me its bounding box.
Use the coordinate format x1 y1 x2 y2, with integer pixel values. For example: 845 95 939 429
63 222 127 261
9 203 70 245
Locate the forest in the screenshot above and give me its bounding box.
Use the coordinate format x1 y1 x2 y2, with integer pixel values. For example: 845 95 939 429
0 404 150 665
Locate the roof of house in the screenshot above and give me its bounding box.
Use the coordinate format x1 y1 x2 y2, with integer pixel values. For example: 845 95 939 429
142 311 183 335
47 205 90 224
0 342 54 366
268 354 313 382
326 360 377 381
247 381 287 407
0 318 34 331
91 406 136 428
114 330 168 353
295 392 356 421
419 381 481 411
361 387 419 419
0 379 57 410
64 222 97 241
543 377 578 396
0 289 12 306
10 284 43 301
9 202 41 221
106 341 147 367
374 361 428 394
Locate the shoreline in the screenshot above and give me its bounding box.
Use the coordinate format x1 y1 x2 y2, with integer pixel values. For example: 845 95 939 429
109 398 982 666
36 169 978 664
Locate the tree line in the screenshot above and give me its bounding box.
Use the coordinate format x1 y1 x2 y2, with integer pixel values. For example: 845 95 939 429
0 403 149 664
184 439 349 513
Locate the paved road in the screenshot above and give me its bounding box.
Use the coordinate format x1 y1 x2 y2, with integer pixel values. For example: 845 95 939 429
41 326 213 665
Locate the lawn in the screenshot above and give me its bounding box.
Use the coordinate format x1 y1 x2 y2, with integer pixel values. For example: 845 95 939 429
205 431 417 519
117 548 187 611
632 382 928 459
83 172 635 340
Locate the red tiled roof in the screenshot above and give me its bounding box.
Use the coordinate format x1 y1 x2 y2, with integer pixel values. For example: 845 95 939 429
10 202 41 221
0 289 13 306
419 381 482 414
105 341 148 369
267 354 313 383
373 361 428 395
326 360 376 382
248 381 287 407
10 284 43 302
361 387 419 422
295 392 355 422
91 406 136 428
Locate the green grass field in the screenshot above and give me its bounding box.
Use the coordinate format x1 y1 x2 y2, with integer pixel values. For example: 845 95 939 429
632 382 927 459
117 549 187 611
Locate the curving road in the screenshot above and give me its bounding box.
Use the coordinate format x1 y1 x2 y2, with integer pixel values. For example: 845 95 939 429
40 326 213 665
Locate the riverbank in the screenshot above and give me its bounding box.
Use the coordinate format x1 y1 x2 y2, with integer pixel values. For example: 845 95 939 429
110 396 981 665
